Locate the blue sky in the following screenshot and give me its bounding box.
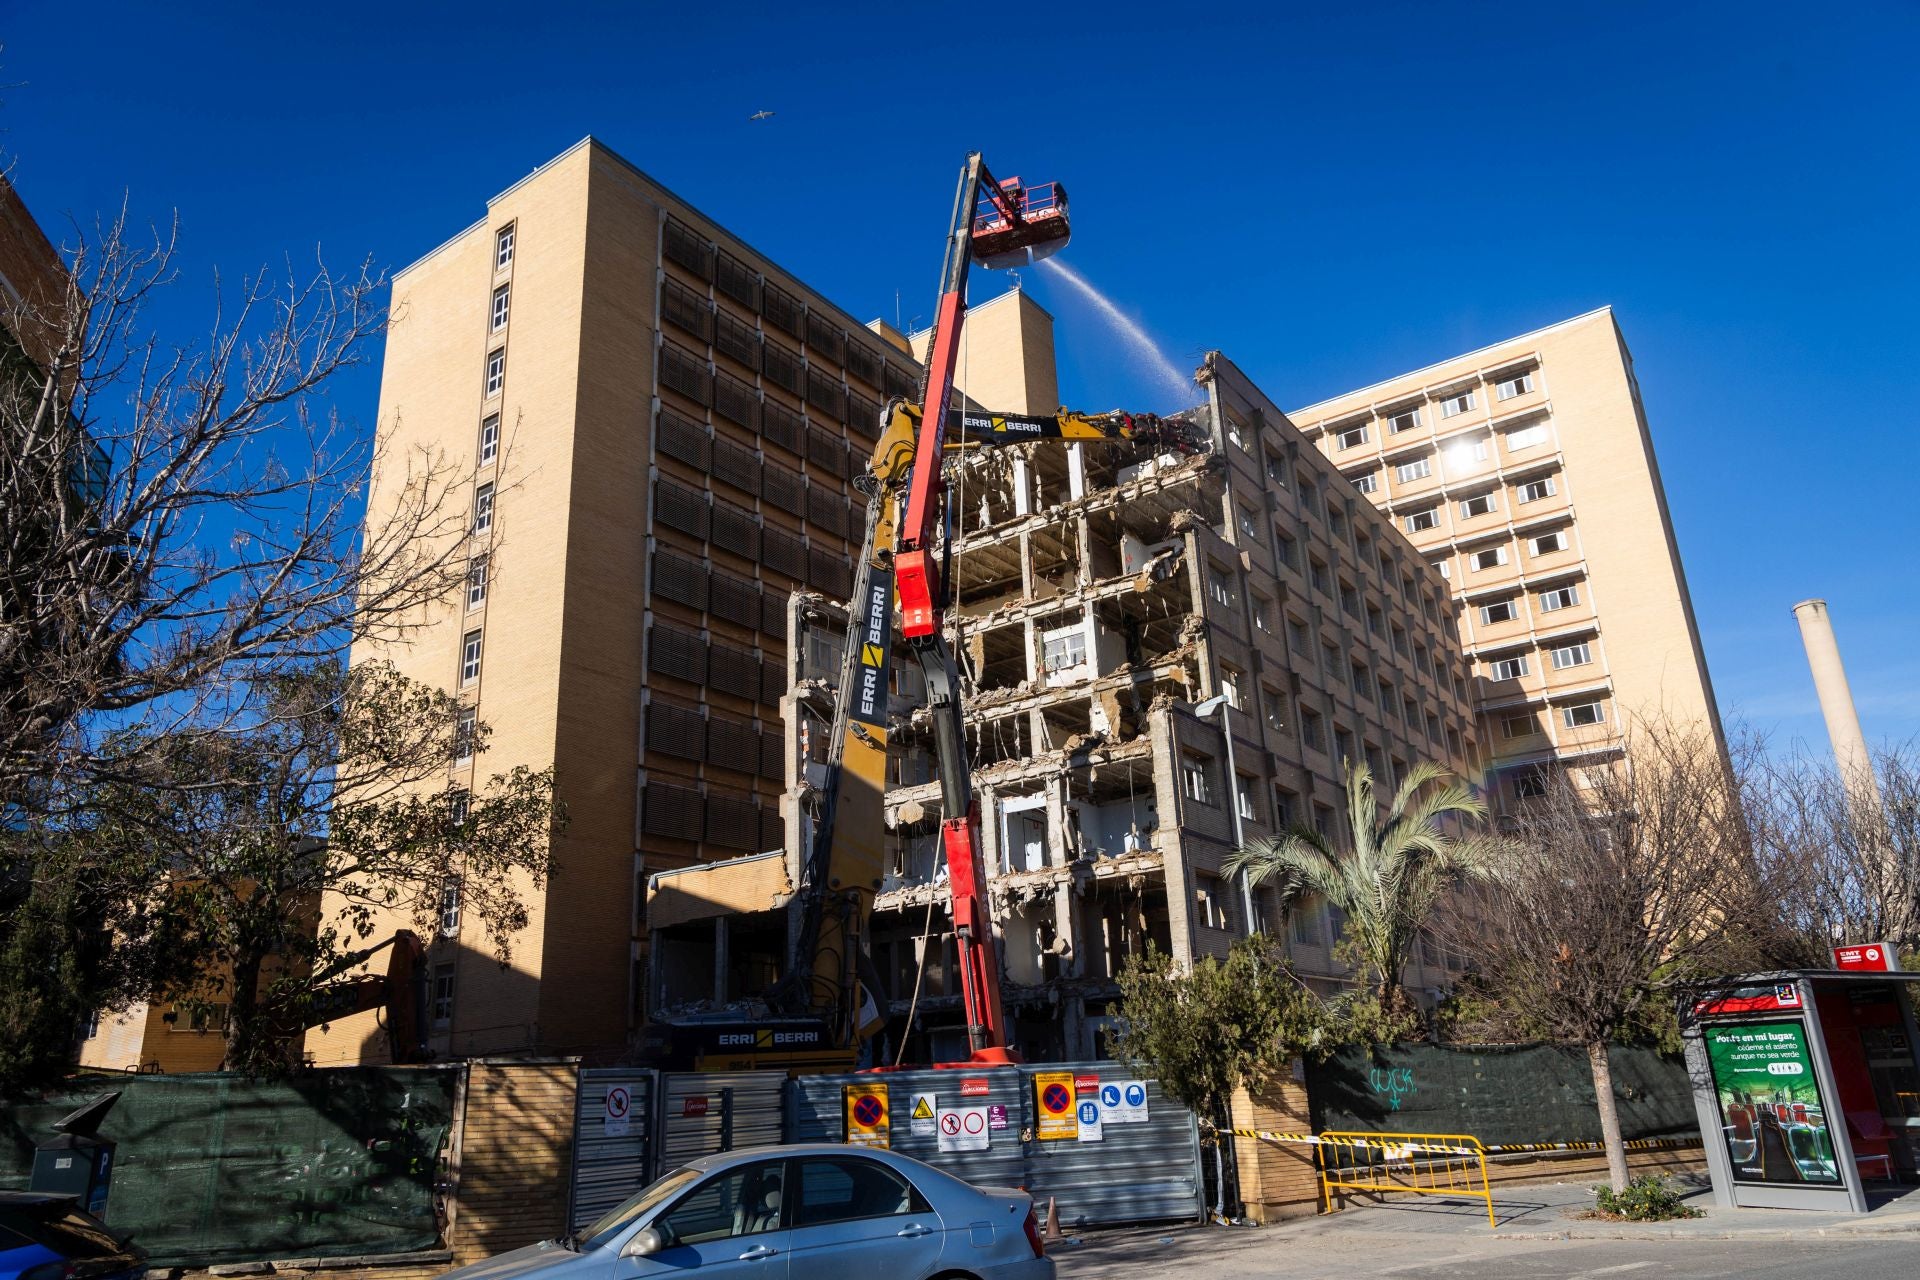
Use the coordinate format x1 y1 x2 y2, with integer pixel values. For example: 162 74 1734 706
5 1 1915 752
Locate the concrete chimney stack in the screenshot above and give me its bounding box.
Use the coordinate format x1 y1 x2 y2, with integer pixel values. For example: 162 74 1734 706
1791 599 1880 804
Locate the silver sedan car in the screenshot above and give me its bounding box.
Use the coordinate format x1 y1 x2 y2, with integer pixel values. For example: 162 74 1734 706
442 1143 1052 1280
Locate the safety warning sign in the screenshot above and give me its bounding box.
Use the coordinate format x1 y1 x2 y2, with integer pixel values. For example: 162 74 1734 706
603 1085 631 1137
1075 1074 1104 1143
909 1091 937 1138
938 1106 989 1153
845 1083 890 1149
1034 1070 1075 1141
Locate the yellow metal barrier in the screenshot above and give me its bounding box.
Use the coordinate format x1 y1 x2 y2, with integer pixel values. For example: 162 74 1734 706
1317 1131 1497 1229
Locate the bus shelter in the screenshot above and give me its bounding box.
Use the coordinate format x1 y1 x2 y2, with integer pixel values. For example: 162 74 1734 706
1681 969 1920 1212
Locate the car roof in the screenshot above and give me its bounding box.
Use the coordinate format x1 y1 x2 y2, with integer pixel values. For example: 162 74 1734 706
680 1143 914 1172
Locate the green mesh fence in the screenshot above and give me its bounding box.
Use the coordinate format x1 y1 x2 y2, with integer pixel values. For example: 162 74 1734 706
0 1068 457 1267
1306 1042 1695 1147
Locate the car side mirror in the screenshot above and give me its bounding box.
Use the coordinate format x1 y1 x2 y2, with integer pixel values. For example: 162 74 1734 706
621 1227 666 1259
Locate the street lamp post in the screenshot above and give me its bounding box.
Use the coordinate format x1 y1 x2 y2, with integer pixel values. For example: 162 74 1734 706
1193 693 1256 936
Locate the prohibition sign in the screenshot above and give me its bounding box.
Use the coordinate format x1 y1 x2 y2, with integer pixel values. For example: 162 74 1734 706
853 1094 885 1128
606 1087 630 1119
939 1112 962 1136
1042 1082 1071 1114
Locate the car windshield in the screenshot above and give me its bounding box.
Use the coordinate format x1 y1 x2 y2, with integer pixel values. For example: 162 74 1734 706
0 1204 127 1259
577 1167 703 1251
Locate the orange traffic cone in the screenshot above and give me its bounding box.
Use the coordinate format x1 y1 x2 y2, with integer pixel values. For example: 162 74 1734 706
1044 1197 1065 1244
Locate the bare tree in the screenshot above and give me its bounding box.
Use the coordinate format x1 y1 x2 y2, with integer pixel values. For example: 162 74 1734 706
0 201 472 807
1438 721 1770 1190
1744 740 1920 964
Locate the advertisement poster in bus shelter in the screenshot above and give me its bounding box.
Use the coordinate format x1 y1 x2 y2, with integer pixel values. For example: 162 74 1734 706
1703 1020 1839 1184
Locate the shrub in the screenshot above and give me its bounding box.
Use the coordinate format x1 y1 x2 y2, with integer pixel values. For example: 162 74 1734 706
1591 1175 1703 1221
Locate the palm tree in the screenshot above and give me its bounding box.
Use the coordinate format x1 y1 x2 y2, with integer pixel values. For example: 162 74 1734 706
1224 759 1498 1015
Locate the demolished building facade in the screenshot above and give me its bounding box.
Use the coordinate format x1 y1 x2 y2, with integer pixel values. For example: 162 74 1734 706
651 347 1482 1063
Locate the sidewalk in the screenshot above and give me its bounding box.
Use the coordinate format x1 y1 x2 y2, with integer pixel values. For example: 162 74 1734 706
1278 1177 1920 1242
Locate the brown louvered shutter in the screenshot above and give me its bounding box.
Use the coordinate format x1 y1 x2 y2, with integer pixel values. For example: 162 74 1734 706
646 700 706 761
760 524 804 581
846 391 881 439
709 571 761 629
661 277 714 343
806 423 847 477
655 477 709 539
763 283 803 338
663 219 713 280
805 313 844 365
656 408 711 469
761 588 789 638
761 397 802 455
715 251 760 310
806 487 847 538
884 362 919 401
659 342 711 406
652 546 708 610
808 547 851 598
715 309 760 369
705 792 760 850
760 659 787 704
845 342 879 387
706 713 758 768
708 640 759 694
714 370 758 430
758 722 785 780
806 367 844 421
762 340 802 395
711 500 760 561
711 436 760 496
648 623 707 683
760 461 804 516
642 780 704 841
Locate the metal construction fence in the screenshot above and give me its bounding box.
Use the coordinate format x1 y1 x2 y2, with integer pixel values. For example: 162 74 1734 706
0 1068 457 1268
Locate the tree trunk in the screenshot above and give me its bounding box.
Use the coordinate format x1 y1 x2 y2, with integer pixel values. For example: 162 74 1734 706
223 950 264 1072
1587 1039 1630 1192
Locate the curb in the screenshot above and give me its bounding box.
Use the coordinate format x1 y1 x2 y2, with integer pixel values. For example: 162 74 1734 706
1488 1217 1920 1244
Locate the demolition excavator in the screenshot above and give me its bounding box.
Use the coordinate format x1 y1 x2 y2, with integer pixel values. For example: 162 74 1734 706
776 156 1198 1066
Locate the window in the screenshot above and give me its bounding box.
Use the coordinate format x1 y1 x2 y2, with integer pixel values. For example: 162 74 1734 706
490 284 510 332
1182 756 1213 805
1489 654 1529 681
1349 469 1379 494
1433 558 1451 579
1388 406 1421 434
1300 708 1325 752
1507 424 1549 450
1539 584 1580 613
1272 787 1296 829
1263 687 1288 734
485 348 505 397
1251 593 1274 633
1395 456 1433 484
1334 726 1354 766
1290 899 1324 946
1328 508 1346 540
1440 388 1476 418
1313 804 1334 838
1275 530 1299 569
1195 876 1227 930
472 482 494 534
1414 642 1430 674
494 224 515 269
466 556 488 610
1339 581 1359 618
178 1001 230 1033
1041 626 1087 677
1496 370 1536 400
1551 641 1593 669
1530 531 1567 556
431 963 455 1026
1501 713 1539 739
1209 565 1237 608
1219 665 1244 710
1366 604 1383 637
1309 557 1330 594
1265 451 1288 486
1458 492 1497 519
1563 701 1606 728
478 413 499 465
1517 476 1557 503
1321 641 1340 676
1335 422 1370 450
1226 420 1247 450
1444 437 1489 472
461 630 483 685
791 1156 923 1228
1350 659 1369 696
1238 505 1259 540
1470 546 1507 572
662 1160 789 1243
1235 775 1257 822
455 707 476 762
1513 770 1548 799
1404 508 1439 533
439 880 462 937
1287 617 1309 652
1479 599 1518 626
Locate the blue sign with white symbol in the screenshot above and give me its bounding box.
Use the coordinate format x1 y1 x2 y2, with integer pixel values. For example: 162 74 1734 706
1100 1084 1123 1109
1078 1100 1099 1124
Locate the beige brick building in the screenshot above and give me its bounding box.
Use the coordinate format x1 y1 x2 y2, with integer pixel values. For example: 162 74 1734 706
1288 308 1724 801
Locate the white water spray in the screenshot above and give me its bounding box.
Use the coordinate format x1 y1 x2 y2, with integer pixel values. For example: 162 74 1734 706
1035 258 1196 411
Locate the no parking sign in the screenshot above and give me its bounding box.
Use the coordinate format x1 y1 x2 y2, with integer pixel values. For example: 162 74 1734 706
1034 1070 1075 1141
845 1083 890 1149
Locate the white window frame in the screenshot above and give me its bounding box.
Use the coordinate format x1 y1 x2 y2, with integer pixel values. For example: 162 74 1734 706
461 630 484 685
1444 437 1490 472
1539 584 1580 613
455 707 476 763
1507 424 1550 451
1209 566 1237 608
1563 701 1606 729
1479 599 1518 626
1470 546 1507 572
1458 492 1497 519
473 482 494 534
1405 508 1439 533
1517 476 1556 503
1041 625 1088 681
479 413 500 465
1496 370 1536 400
1550 641 1592 670
1501 713 1538 739
1220 666 1244 710
1395 456 1433 484
1181 757 1213 805
1440 389 1476 418
431 963 456 1026
485 348 505 397
491 284 510 332
439 880 463 937
1350 470 1379 494
466 556 488 610
495 224 515 269
1489 654 1529 681
1195 877 1226 930
1235 774 1257 822
1335 423 1369 450
1387 407 1421 434
1531 531 1568 556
